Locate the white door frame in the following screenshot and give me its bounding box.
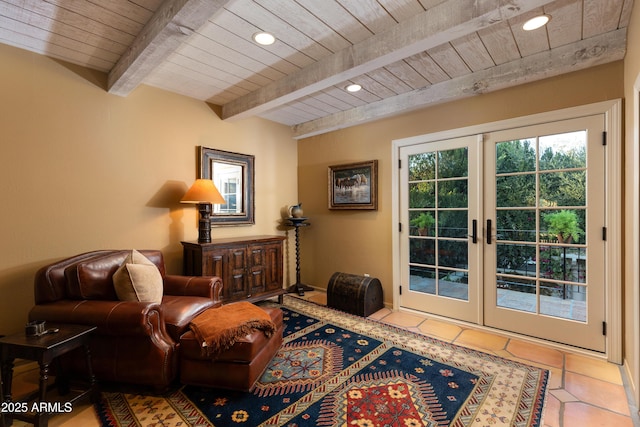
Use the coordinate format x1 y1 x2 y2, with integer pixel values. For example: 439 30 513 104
391 99 622 363
626 78 640 404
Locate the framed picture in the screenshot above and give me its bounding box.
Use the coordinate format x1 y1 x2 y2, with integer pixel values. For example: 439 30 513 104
328 160 378 210
199 147 255 226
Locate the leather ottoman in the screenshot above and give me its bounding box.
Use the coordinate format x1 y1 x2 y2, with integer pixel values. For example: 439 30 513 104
179 306 283 391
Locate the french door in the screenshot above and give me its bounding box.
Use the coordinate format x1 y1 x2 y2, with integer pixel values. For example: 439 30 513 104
399 136 481 323
399 114 606 352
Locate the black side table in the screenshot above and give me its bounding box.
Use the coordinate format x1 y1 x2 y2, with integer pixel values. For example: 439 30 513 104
0 324 97 427
286 217 314 296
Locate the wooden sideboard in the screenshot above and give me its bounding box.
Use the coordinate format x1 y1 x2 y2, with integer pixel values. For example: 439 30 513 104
182 235 286 304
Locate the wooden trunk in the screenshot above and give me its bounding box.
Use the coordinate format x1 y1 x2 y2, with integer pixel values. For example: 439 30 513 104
327 272 383 317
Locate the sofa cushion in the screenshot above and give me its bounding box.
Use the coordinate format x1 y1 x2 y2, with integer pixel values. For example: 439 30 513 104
113 250 163 303
65 252 122 300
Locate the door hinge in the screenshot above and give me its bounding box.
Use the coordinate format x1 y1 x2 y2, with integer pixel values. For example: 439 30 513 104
399 286 402 295
399 222 402 232
602 131 607 146
398 159 402 169
602 227 607 241
603 321 607 336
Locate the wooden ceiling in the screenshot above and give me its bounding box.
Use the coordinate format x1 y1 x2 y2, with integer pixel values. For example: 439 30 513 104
0 0 633 138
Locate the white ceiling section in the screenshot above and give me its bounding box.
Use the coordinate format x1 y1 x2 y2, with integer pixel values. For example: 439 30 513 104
0 0 633 138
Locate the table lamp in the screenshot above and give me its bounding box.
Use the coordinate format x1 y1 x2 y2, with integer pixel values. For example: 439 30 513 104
181 179 226 243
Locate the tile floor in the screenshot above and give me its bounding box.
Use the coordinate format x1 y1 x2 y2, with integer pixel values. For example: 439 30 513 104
300 291 639 427
5 290 640 427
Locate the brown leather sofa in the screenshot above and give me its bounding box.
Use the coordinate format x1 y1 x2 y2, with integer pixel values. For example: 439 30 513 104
29 250 222 390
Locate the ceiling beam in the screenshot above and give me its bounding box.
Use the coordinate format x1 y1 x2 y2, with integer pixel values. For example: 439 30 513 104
221 0 557 121
292 29 627 139
108 0 229 96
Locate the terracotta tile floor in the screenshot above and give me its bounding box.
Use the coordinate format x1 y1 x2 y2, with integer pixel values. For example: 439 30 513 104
6 290 640 426
300 290 640 427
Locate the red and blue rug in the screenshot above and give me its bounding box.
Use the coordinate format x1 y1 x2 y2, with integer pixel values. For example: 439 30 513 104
96 296 548 426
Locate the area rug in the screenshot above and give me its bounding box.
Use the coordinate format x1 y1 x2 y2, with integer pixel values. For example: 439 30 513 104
95 296 548 426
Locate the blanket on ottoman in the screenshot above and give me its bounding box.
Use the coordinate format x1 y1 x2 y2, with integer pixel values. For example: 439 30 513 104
189 302 276 356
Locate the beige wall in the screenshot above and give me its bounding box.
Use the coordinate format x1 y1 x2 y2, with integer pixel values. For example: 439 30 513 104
298 62 623 310
624 0 640 405
0 43 298 335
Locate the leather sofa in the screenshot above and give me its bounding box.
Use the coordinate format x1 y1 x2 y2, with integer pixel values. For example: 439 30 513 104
29 249 222 390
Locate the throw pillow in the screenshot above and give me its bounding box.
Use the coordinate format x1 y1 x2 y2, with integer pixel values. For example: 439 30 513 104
113 250 163 303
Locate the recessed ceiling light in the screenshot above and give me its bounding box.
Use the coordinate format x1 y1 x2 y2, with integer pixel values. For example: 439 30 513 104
253 32 275 46
345 83 362 93
523 14 551 31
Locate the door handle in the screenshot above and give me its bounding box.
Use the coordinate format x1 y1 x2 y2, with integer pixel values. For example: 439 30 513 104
487 219 492 244
471 219 478 243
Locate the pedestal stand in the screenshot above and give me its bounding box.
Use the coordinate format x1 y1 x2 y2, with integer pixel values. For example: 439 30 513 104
286 217 314 296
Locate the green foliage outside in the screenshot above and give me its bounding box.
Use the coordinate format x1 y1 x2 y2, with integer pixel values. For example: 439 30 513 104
409 138 588 294
495 138 587 293
544 210 584 243
410 212 435 235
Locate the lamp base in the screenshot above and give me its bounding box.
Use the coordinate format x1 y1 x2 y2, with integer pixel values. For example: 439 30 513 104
197 203 212 243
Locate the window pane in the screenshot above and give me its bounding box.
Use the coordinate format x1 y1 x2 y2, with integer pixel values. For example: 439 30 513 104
497 244 537 277
539 131 586 170
409 182 435 208
438 179 468 208
497 174 536 207
410 238 435 265
438 148 468 178
409 153 435 180
439 240 468 269
540 209 585 244
496 210 537 242
438 210 468 238
439 269 468 300
496 139 536 173
540 282 586 322
409 266 436 294
497 277 536 313
409 210 435 237
539 170 586 207
539 246 586 284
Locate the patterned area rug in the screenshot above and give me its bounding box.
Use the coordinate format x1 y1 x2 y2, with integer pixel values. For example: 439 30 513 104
95 296 547 426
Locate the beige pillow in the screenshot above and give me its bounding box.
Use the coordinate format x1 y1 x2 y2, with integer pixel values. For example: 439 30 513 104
113 250 163 303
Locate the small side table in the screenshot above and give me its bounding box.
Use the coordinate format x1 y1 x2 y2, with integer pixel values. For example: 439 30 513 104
0 324 98 427
286 217 314 296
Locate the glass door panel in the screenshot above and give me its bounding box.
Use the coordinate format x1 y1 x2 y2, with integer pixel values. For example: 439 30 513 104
484 115 605 351
400 136 480 323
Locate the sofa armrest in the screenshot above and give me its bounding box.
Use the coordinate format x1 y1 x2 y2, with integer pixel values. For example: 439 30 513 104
163 275 223 303
29 300 170 337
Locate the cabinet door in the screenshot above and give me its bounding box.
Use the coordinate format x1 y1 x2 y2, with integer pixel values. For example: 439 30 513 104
203 248 225 277
247 244 267 296
262 241 283 292
225 246 250 301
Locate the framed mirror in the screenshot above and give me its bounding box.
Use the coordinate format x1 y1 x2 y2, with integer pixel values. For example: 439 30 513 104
198 146 255 226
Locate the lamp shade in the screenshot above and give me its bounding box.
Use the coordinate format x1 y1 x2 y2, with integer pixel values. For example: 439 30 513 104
181 179 226 204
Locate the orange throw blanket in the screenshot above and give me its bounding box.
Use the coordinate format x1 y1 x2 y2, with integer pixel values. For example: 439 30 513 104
189 302 276 356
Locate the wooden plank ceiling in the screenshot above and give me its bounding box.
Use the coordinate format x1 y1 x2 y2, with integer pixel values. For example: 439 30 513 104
0 0 633 138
